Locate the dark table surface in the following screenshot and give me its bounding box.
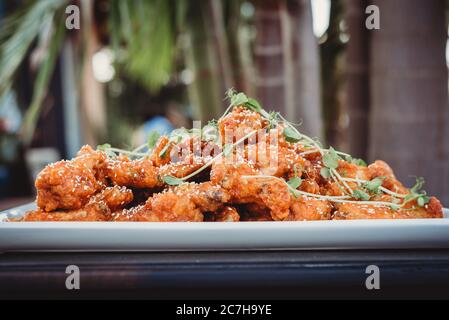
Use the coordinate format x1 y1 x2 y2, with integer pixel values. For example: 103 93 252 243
1 249 449 299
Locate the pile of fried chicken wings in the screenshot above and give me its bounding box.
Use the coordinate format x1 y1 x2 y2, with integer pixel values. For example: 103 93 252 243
17 92 443 222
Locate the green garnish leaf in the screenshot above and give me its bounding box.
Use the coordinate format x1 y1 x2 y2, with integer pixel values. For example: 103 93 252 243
364 176 385 193
353 189 371 201
245 98 262 112
320 167 331 179
403 177 429 207
225 88 237 99
288 177 303 189
97 143 111 152
226 89 263 113
323 147 339 170
389 204 400 211
208 119 218 126
230 92 248 107
147 131 161 150
417 195 430 207
97 144 116 158
162 175 184 186
283 127 301 143
352 158 367 167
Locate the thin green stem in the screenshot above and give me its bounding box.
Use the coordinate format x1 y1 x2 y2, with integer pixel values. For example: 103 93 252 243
331 169 354 195
341 177 407 199
242 175 402 208
108 148 148 157
132 143 149 154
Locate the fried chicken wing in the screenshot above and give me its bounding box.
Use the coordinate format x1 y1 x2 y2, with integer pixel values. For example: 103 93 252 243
299 179 321 194
150 136 173 167
333 195 443 220
105 156 161 189
112 182 230 222
35 145 106 212
218 106 267 142
158 154 206 180
90 185 133 211
22 186 133 221
368 160 408 194
250 129 307 178
145 191 204 222
211 162 291 220
21 92 446 224
22 201 110 221
111 196 203 222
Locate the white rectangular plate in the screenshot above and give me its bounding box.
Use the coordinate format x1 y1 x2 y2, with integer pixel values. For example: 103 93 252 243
0 203 448 252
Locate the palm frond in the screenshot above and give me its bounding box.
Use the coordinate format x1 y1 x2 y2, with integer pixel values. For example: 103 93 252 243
110 0 176 93
20 8 67 144
0 0 68 96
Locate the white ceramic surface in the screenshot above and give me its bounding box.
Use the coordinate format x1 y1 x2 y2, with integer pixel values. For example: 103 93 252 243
0 203 448 252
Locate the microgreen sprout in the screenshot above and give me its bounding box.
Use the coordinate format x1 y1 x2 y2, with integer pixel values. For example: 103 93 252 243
241 175 398 207
283 126 301 143
162 175 184 186
320 167 331 179
287 177 303 190
364 176 385 194
322 147 340 170
225 89 272 119
402 177 430 207
97 143 148 158
147 131 161 150
353 189 371 201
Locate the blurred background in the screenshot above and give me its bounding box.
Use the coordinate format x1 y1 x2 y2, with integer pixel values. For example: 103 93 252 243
0 0 448 208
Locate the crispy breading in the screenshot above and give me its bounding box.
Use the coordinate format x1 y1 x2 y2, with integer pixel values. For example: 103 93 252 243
299 179 321 194
368 160 409 194
333 196 443 220
105 156 161 189
158 154 206 180
218 106 268 142
211 162 291 220
150 136 173 167
288 196 332 221
22 202 110 221
90 185 133 211
111 205 151 222
250 131 307 178
22 186 133 221
112 182 230 222
35 145 106 212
